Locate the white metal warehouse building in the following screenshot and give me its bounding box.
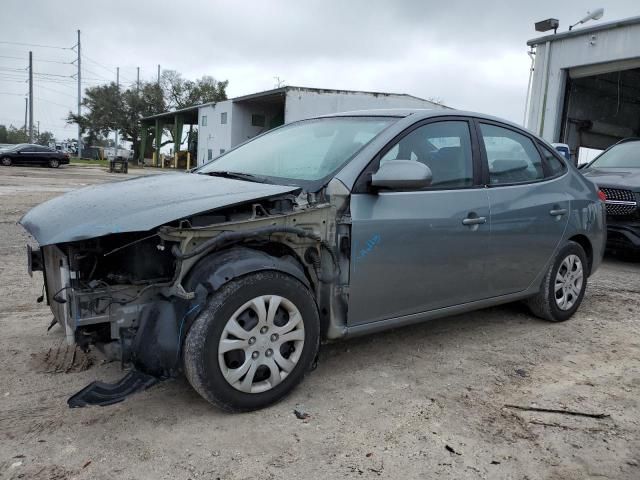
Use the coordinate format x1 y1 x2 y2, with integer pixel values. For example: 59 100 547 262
196 86 447 166
525 15 640 162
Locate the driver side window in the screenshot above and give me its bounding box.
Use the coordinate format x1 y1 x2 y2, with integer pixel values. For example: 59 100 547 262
380 121 473 188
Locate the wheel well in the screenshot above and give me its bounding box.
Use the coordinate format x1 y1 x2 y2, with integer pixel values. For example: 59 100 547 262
247 241 316 288
182 242 316 295
568 234 593 275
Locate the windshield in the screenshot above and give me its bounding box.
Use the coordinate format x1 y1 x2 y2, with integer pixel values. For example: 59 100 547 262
198 117 394 183
590 141 640 168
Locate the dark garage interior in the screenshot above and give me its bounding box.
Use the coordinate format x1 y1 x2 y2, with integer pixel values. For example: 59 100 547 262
560 66 640 157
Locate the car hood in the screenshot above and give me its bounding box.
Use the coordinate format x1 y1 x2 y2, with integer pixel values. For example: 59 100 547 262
20 173 300 246
581 167 640 191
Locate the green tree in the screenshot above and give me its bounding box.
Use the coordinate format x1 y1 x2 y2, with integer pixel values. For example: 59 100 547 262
67 71 227 159
161 71 227 109
67 83 122 148
1 125 29 144
120 82 166 158
36 130 55 146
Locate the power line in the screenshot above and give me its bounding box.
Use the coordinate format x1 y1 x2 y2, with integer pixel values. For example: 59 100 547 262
34 96 73 109
34 72 74 78
0 40 72 50
81 53 135 83
0 75 27 81
0 54 72 65
81 65 112 82
36 83 77 98
0 92 26 96
81 53 116 74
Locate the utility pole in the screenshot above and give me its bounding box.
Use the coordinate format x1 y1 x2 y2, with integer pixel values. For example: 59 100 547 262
136 66 140 93
28 51 33 143
114 67 119 153
24 97 28 130
76 29 82 158
37 120 40 139
157 64 160 84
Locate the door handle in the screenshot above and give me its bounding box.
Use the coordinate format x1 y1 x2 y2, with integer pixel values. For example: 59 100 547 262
462 216 487 226
549 208 567 216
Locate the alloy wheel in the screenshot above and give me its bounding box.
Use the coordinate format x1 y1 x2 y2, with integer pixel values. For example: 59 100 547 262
218 295 305 393
554 254 583 310
1 157 10 166
49 159 60 168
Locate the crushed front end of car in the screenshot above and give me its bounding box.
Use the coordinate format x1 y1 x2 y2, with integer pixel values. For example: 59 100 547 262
20 173 349 407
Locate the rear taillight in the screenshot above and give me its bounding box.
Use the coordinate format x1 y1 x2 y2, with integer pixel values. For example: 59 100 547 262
597 190 607 202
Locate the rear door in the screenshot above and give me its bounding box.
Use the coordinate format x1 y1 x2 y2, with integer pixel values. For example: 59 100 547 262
34 146 53 164
40 147 60 163
476 120 570 296
348 118 492 325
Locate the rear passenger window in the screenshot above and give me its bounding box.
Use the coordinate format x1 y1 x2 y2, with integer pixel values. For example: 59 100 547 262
380 121 473 188
480 124 544 185
540 145 567 177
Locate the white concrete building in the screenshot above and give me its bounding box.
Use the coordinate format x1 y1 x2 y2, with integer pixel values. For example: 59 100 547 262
196 86 446 166
525 15 640 162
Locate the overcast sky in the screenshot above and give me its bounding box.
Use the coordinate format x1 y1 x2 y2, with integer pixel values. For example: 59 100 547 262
1 0 638 141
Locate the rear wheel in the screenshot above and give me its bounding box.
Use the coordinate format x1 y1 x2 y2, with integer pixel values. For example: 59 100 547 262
1 156 11 166
526 241 588 322
183 271 320 412
48 158 60 168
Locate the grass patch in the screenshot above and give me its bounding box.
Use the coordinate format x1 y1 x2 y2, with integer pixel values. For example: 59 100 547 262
70 158 108 166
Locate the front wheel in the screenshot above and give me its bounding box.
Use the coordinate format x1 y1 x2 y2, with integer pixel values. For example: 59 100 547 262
526 241 588 322
48 158 60 168
183 271 320 412
1 156 11 166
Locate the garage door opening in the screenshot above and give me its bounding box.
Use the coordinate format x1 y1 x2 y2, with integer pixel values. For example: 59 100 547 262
559 64 640 164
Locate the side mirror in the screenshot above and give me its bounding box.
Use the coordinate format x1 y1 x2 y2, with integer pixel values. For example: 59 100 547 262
371 160 432 190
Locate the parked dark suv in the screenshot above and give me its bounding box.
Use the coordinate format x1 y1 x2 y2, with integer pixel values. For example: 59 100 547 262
582 138 640 255
0 143 70 168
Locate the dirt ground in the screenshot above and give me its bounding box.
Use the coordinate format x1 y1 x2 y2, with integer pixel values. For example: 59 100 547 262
1 165 639 480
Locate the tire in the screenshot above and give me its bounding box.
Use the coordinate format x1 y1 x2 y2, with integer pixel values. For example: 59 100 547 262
526 241 588 322
183 271 320 412
48 158 60 168
0 156 11 167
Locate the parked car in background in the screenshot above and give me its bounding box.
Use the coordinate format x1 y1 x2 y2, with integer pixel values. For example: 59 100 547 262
581 138 640 256
552 143 572 164
0 144 70 168
20 110 605 411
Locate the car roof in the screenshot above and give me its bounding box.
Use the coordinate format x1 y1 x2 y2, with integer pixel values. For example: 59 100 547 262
616 137 640 144
318 108 534 134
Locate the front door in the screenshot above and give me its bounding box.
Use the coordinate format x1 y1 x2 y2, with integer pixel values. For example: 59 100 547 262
348 119 492 326
17 145 38 164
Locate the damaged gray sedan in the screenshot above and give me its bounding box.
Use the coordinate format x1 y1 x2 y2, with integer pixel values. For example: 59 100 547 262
21 110 606 411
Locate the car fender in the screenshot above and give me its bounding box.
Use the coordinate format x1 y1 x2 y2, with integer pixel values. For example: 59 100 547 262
182 246 311 295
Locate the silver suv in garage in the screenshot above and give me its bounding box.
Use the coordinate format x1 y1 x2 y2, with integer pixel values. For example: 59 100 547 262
21 109 606 411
